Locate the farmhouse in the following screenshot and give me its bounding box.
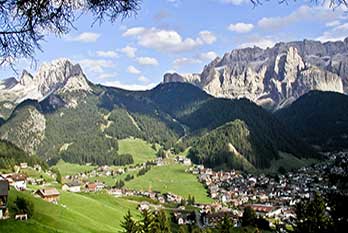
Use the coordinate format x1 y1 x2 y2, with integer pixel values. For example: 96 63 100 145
19 163 28 169
62 181 81 193
9 173 27 191
0 175 9 219
36 188 60 203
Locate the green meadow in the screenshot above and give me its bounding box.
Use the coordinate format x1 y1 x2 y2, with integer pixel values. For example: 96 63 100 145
52 160 96 176
118 138 158 164
0 189 138 233
125 164 212 204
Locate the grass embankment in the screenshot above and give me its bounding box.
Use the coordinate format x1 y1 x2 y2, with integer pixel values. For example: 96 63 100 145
0 189 138 233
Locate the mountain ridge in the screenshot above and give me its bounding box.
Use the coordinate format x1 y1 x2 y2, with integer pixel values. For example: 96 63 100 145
164 37 348 110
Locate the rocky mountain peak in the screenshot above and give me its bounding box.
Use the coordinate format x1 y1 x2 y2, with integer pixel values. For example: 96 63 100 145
0 58 91 104
164 38 348 110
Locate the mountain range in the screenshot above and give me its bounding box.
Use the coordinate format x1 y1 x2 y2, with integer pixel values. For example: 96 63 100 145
0 37 347 171
164 37 348 110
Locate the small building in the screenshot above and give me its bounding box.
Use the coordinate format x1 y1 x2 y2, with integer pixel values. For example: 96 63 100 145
0 175 9 219
20 163 28 169
138 202 150 211
62 181 81 193
9 174 27 191
36 188 60 203
85 182 97 192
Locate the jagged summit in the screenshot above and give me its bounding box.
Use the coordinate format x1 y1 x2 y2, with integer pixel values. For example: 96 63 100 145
0 58 91 104
164 37 348 110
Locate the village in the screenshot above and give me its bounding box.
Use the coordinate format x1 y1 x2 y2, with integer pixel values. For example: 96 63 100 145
0 151 347 231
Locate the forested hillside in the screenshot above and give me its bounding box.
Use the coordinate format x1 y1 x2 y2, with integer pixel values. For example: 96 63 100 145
275 91 348 151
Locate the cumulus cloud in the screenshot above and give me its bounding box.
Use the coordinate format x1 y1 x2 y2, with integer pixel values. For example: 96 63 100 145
120 46 137 58
257 5 345 31
96 50 118 58
198 31 217 44
221 0 248 5
127 65 141 75
326 20 341 27
198 51 218 61
66 32 100 43
317 22 348 42
136 57 159 66
103 81 157 91
228 22 254 33
123 27 216 53
78 59 114 73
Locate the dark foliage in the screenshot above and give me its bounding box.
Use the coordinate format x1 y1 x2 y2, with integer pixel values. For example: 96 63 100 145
0 139 46 170
13 196 34 218
276 91 348 151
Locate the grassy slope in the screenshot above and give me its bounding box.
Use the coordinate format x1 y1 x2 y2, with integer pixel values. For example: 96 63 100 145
125 164 212 204
0 189 138 233
52 160 96 176
261 152 318 174
118 138 158 164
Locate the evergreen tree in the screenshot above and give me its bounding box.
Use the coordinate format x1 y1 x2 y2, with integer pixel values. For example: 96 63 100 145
216 215 234 233
115 180 125 189
153 210 171 233
178 225 189 233
120 210 138 233
295 193 332 233
241 207 257 227
140 210 155 233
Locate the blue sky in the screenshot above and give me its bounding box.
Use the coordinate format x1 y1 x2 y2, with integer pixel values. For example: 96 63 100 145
1 0 348 90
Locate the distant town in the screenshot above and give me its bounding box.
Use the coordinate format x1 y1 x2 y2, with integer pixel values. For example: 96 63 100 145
1 151 347 232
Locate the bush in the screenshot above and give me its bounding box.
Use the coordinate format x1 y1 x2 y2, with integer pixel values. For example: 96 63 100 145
14 197 34 218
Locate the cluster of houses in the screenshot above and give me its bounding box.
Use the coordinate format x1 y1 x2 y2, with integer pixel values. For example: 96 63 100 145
186 151 348 228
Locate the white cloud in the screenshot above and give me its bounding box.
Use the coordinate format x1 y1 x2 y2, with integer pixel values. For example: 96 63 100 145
257 5 345 31
198 31 217 44
122 27 146 37
120 46 137 58
127 65 141 75
96 50 118 58
123 27 216 53
228 23 254 33
317 23 348 42
326 20 341 27
222 0 248 5
239 37 276 49
103 81 157 91
138 75 149 82
173 57 201 68
66 32 100 43
198 51 218 61
78 59 114 73
136 57 159 66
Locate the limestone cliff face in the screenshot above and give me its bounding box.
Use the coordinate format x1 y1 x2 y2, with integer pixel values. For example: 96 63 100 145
0 59 91 104
164 38 348 109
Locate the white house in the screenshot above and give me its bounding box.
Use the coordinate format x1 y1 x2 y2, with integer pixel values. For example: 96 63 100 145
62 181 81 193
9 174 27 191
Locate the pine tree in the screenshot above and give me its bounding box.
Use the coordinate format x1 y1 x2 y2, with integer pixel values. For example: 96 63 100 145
120 210 138 233
216 215 234 233
153 210 171 233
140 210 155 233
295 193 332 233
241 207 257 227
